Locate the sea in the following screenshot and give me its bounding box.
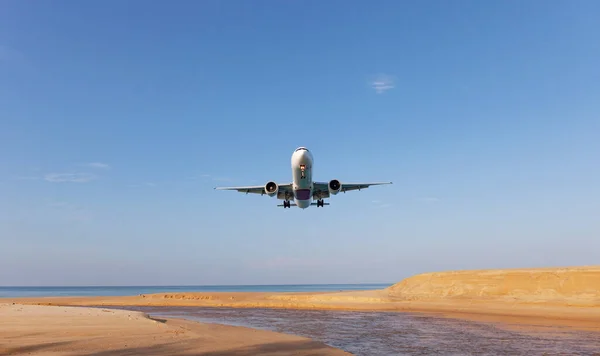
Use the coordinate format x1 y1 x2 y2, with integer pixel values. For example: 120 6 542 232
2 284 600 355
0 283 390 298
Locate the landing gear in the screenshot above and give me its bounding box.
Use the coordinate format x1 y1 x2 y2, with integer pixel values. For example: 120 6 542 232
283 200 291 208
316 199 324 207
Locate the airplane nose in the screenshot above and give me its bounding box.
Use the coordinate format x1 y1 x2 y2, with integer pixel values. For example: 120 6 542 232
292 148 312 166
298 150 311 164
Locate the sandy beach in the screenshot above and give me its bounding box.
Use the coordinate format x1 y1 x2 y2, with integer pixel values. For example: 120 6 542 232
5 266 599 330
0 303 350 355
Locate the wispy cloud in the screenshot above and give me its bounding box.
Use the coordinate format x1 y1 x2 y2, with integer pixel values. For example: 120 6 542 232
85 162 110 169
14 161 109 183
370 74 395 94
44 173 97 183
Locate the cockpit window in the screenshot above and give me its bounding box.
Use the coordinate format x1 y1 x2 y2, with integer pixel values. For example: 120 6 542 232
295 147 308 152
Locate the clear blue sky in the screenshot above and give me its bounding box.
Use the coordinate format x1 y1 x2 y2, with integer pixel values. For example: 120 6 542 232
1 0 599 286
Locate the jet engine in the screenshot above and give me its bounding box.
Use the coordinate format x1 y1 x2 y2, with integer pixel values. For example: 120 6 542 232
328 179 342 195
264 181 279 197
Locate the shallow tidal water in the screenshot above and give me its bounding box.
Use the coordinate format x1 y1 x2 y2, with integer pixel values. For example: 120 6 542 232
114 306 600 355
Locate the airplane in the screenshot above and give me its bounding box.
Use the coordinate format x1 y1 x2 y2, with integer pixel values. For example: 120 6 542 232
214 147 392 209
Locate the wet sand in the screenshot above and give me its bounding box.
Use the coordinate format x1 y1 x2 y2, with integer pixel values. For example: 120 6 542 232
6 266 599 329
0 303 349 355
122 306 600 355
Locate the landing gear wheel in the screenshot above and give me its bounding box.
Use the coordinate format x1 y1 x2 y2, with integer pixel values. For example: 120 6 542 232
284 200 291 208
317 199 324 207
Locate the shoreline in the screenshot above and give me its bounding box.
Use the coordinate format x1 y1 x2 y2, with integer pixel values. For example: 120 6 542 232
5 290 600 331
0 303 350 355
3 266 599 332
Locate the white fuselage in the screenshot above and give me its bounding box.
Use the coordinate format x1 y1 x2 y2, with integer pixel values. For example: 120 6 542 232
290 147 314 209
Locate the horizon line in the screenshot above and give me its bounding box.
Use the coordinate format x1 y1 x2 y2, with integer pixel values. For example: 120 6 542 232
0 282 394 288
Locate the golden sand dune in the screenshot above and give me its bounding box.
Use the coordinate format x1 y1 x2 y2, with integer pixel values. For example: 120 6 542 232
0 303 349 356
386 265 600 307
4 266 600 329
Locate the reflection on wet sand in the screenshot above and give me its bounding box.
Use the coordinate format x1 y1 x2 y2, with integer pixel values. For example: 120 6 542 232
116 306 600 356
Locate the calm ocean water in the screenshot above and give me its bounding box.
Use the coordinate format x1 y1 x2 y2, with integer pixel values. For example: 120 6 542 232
0 284 390 298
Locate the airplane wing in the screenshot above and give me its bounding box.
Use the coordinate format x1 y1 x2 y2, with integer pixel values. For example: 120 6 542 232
214 183 293 196
312 181 392 197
